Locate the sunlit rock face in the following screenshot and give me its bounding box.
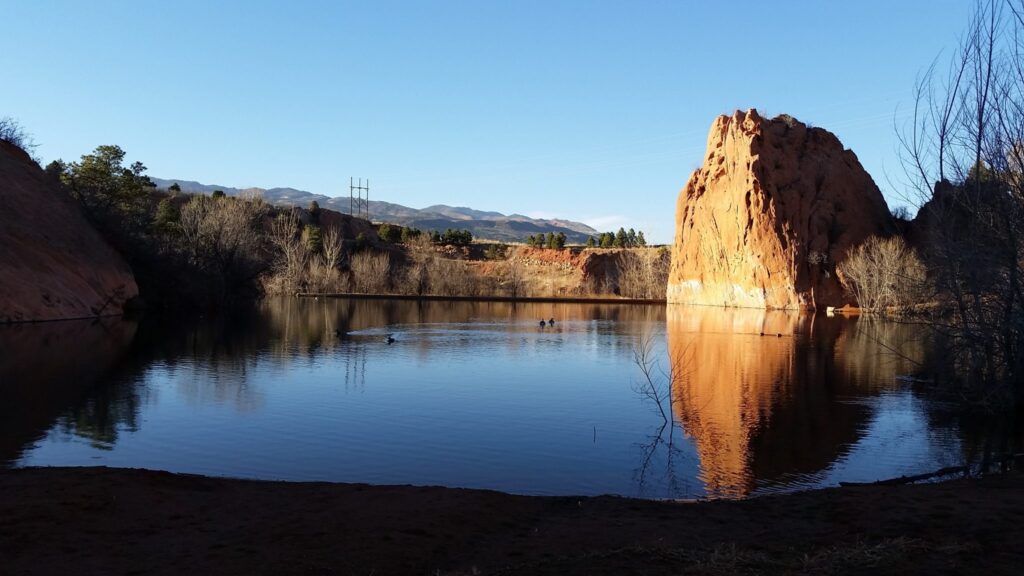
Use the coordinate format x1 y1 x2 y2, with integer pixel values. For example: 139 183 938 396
0 142 138 322
668 110 892 309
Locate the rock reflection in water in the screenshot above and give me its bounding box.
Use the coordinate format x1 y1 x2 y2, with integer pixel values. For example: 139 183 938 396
0 318 137 464
667 306 928 497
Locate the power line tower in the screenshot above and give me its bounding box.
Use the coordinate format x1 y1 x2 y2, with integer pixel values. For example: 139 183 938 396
349 177 369 220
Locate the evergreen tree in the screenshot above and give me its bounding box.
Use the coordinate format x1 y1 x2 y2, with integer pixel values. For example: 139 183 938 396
555 232 567 249
397 224 417 241
586 236 596 248
308 200 321 224
212 190 225 198
153 197 180 234
378 223 402 243
57 144 154 241
303 224 323 254
614 227 627 248
627 228 638 247
546 232 556 249
600 232 614 248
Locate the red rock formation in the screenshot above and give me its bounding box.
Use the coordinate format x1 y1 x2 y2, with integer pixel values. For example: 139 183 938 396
0 141 138 322
668 110 892 309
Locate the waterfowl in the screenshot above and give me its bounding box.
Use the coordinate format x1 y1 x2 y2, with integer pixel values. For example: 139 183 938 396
386 335 396 344
539 320 547 327
548 318 555 325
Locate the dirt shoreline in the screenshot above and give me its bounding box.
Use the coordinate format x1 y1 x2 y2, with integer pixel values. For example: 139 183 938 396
1 467 1021 575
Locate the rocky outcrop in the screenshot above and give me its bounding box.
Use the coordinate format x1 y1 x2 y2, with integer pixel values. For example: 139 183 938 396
668 110 893 309
0 141 138 322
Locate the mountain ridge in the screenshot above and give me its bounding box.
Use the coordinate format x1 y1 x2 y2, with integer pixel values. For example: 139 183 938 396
151 177 599 243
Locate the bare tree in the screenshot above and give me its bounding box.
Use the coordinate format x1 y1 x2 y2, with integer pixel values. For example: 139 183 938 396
178 194 269 300
267 210 308 293
631 334 688 424
899 0 1024 401
321 225 344 271
617 248 671 299
504 258 527 299
838 235 931 314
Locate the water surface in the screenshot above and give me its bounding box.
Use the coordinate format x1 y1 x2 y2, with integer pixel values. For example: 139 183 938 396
1 298 1009 498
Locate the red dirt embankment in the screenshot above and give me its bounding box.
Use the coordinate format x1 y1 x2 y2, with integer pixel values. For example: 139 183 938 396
1 467 1020 575
0 142 137 322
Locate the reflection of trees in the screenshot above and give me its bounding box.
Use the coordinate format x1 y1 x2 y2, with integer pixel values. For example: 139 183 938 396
341 341 368 393
633 420 693 498
56 382 145 449
667 306 932 497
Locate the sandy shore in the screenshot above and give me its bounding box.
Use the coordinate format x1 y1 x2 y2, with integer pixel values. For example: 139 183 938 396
1 467 1021 575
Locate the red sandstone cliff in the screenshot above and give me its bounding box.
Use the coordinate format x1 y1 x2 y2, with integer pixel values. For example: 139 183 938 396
668 110 892 309
0 141 138 322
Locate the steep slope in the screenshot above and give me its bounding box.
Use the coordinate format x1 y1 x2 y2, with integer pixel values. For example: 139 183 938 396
0 142 138 322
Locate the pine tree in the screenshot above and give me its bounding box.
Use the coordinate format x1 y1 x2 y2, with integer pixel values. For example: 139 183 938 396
303 224 323 254
154 197 180 234
309 200 321 224
614 227 627 248
555 232 566 249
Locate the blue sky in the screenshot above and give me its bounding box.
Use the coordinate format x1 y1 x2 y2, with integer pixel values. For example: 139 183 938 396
3 1 971 243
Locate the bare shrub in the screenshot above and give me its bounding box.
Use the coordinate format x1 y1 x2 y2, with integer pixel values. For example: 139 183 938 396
0 117 35 152
397 235 435 295
617 248 671 299
350 250 391 293
428 257 476 296
838 235 929 314
503 259 526 298
303 225 346 293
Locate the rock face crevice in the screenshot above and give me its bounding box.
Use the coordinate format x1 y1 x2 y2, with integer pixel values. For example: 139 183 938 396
0 141 138 323
668 110 893 309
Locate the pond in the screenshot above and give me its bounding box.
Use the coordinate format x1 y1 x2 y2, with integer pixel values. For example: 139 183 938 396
0 298 1011 498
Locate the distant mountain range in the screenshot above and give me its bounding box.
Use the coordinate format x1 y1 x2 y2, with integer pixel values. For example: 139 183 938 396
151 178 599 244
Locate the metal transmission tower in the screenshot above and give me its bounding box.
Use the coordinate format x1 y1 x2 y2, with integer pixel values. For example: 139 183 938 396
349 177 370 220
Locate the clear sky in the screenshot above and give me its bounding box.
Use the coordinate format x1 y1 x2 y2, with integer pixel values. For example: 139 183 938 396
3 1 972 243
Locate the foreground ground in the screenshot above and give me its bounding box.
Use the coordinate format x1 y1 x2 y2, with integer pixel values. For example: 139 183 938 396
0 467 1020 575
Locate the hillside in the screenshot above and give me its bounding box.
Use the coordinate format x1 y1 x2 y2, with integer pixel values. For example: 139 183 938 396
0 141 138 322
151 178 599 244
